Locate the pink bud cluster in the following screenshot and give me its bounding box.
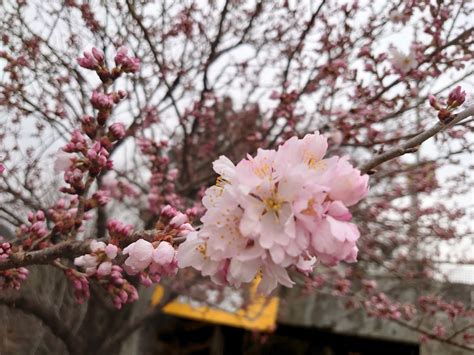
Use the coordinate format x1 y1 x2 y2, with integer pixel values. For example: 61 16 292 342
107 219 134 242
0 242 11 261
90 90 114 111
77 48 104 70
63 130 88 153
0 267 29 291
109 122 126 141
117 206 193 286
48 196 91 234
60 135 114 194
91 90 127 125
270 90 301 126
177 132 369 294
65 269 90 304
75 48 132 147
429 86 467 121
114 46 140 73
447 86 467 107
0 242 29 290
74 240 118 276
86 142 113 176
72 240 138 309
107 265 139 309
157 205 195 238
68 207 192 306
364 293 405 320
418 295 467 320
78 46 140 81
101 174 138 202
18 211 49 250
138 138 184 213
122 239 178 285
89 189 111 207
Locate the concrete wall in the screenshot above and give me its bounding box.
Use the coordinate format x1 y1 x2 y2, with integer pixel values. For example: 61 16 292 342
278 281 474 355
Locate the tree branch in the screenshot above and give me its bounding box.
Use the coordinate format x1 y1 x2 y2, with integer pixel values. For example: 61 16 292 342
0 229 187 272
359 105 474 174
0 240 91 271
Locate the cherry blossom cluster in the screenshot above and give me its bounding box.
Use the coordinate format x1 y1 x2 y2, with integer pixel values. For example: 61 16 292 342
74 240 118 276
0 1 472 350
106 265 139 309
122 239 178 286
69 205 194 306
177 132 369 294
73 240 138 308
121 208 194 286
0 47 140 297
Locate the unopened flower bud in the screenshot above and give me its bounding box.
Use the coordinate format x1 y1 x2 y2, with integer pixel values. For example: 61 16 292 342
447 85 466 107
109 122 126 141
91 47 104 63
428 94 440 110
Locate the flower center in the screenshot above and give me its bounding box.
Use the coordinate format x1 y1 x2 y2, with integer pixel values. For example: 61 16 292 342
253 162 271 178
303 150 327 170
215 176 228 189
196 243 208 259
263 196 284 212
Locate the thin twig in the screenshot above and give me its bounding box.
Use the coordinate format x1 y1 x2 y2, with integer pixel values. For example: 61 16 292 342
359 105 474 174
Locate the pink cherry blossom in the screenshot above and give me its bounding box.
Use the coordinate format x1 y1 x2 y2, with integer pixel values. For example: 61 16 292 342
105 244 118 259
97 261 113 276
122 239 154 274
170 212 188 227
152 241 175 266
74 254 99 275
90 240 106 252
310 216 360 266
74 240 118 276
177 132 369 294
54 150 73 173
389 46 417 73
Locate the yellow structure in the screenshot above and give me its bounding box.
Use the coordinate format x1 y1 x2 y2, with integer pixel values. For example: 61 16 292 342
152 281 279 332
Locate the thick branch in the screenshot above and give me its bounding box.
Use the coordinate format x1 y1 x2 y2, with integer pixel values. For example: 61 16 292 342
359 105 474 174
0 229 184 271
0 240 91 271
